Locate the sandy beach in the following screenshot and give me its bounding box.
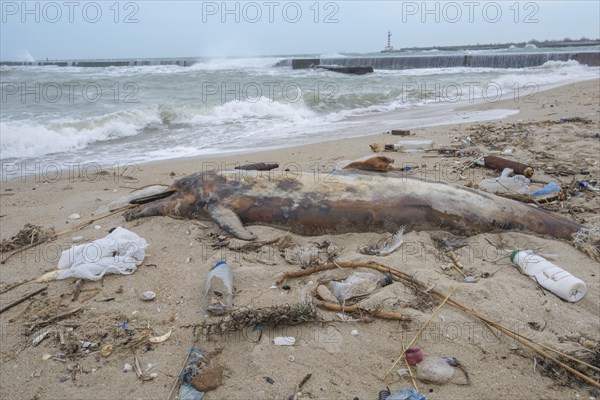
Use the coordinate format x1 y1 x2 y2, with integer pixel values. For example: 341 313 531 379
1 79 599 400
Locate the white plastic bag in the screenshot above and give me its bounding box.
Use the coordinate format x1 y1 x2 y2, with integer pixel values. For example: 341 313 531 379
56 227 148 281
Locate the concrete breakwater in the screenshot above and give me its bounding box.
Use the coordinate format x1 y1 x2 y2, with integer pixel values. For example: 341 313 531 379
275 52 600 70
0 58 198 67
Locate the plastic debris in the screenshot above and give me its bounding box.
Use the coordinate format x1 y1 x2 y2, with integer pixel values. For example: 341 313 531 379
360 227 405 256
510 250 586 302
123 363 133 372
274 336 296 346
31 330 50 346
405 347 423 365
51 227 148 281
478 168 530 194
380 388 428 400
68 213 81 220
530 182 561 197
416 356 455 383
101 344 113 357
179 348 208 400
201 261 233 317
330 272 383 303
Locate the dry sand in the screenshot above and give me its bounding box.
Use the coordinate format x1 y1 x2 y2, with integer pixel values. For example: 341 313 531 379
1 79 599 400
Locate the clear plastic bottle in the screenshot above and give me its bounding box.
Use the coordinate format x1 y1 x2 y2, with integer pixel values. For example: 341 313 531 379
201 261 233 316
396 140 434 153
478 168 530 194
510 250 586 302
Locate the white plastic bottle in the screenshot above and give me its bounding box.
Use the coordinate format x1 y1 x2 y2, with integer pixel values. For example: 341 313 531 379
510 250 586 302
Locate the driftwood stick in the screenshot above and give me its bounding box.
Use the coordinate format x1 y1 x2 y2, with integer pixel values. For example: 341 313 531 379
401 340 419 392
0 278 35 295
314 299 410 321
0 286 47 315
71 279 83 302
289 373 312 400
28 306 82 332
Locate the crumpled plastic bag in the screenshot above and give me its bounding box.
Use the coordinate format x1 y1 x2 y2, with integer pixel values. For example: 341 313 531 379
56 227 148 281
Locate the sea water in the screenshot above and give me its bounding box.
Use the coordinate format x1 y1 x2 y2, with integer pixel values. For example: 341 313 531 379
1 50 598 175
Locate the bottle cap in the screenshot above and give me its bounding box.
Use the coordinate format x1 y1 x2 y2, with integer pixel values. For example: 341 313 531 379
509 250 522 263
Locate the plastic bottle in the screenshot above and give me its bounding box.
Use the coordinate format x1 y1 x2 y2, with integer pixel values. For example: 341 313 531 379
530 182 561 197
201 261 233 316
396 140 434 153
510 250 586 302
416 356 455 384
478 168 530 194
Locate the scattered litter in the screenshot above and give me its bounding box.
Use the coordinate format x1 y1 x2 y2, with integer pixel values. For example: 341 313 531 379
380 388 428 400
265 376 275 384
274 336 296 346
94 225 102 230
192 364 224 391
149 329 172 344
397 368 409 377
48 227 148 281
530 182 561 197
178 348 221 399
59 376 70 383
68 213 81 220
201 261 233 317
123 363 133 372
478 168 530 194
578 181 600 193
31 330 50 346
330 272 384 303
140 291 156 301
71 236 84 243
100 344 113 357
405 347 423 365
463 277 479 283
472 155 534 178
351 330 359 336
397 140 434 153
41 353 52 361
360 227 405 256
288 355 295 362
416 356 455 384
80 341 98 349
510 250 586 302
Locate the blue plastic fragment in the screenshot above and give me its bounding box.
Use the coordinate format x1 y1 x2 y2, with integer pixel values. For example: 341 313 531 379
530 182 560 197
178 348 207 400
387 388 428 400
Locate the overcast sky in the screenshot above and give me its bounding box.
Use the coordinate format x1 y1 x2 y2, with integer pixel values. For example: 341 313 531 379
1 1 599 60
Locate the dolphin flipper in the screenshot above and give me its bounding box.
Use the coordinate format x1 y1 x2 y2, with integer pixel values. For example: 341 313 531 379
208 203 256 241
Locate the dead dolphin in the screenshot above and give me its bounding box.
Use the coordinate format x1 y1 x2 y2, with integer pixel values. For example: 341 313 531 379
124 171 585 242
